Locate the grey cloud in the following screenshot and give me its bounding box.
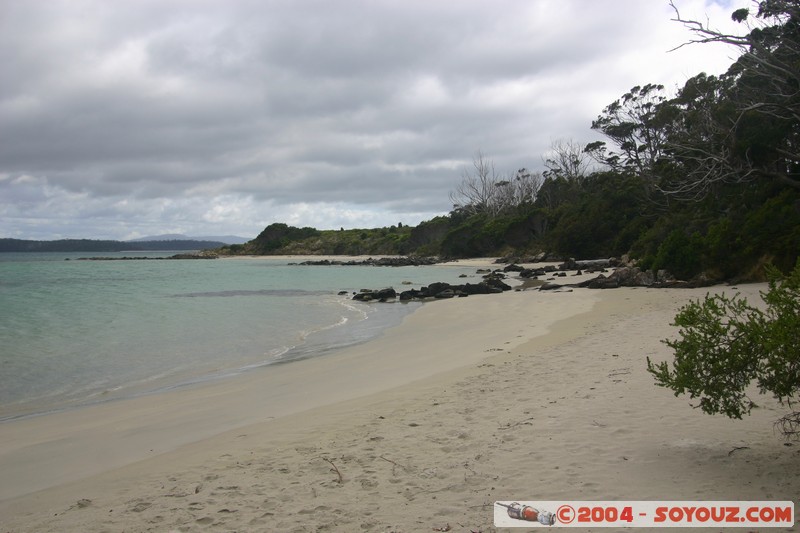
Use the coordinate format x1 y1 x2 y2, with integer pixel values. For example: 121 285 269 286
0 0 746 239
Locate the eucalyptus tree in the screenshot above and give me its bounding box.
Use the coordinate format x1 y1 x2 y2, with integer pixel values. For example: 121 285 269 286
585 83 671 178
662 0 800 197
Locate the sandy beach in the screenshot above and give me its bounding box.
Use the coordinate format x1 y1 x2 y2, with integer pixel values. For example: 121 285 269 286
1 261 798 532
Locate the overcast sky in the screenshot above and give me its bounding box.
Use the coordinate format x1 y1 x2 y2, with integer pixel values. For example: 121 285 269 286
1 0 747 240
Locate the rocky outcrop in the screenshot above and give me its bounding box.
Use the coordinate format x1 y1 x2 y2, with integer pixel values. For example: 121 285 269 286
495 252 564 264
352 277 513 303
350 265 516 303
518 265 557 278
397 279 511 300
578 266 717 289
350 260 720 303
298 256 438 267
558 258 616 271
352 287 398 301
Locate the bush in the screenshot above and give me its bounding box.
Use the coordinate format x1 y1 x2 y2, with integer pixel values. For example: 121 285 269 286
651 229 704 280
647 261 800 438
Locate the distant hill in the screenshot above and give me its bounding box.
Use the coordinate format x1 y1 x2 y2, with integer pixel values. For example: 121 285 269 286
128 234 249 245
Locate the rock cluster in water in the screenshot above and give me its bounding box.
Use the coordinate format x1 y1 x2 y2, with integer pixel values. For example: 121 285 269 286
74 253 217 261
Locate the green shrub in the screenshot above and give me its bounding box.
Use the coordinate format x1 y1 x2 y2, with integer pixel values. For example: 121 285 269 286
651 229 704 280
647 261 800 438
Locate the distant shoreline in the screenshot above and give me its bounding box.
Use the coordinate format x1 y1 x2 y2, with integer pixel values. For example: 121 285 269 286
0 237 227 253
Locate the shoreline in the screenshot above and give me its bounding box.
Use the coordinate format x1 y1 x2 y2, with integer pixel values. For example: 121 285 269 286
0 259 593 501
0 256 482 423
2 274 798 531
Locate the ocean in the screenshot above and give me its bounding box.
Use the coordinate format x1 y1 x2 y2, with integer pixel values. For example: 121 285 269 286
0 253 480 421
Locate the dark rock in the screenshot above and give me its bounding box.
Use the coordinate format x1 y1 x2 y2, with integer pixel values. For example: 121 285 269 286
496 254 548 264
425 282 452 297
387 279 510 301
352 292 373 301
579 266 699 289
399 289 422 301
300 256 439 267
352 287 396 301
377 287 397 299
503 264 525 272
459 283 486 295
464 282 502 294
581 274 620 289
558 258 612 271
484 277 512 291
169 253 218 259
520 265 557 278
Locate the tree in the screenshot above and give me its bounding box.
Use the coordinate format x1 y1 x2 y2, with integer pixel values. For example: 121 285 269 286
450 151 503 216
664 0 800 195
655 73 742 200
450 152 541 218
586 83 670 177
542 171 651 258
647 261 800 439
493 167 542 212
543 138 593 181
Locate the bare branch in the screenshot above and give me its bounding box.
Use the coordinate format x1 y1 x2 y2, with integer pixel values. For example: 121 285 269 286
543 138 593 181
450 152 541 217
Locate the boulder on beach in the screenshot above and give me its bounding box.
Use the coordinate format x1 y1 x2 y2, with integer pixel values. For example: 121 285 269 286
578 266 717 289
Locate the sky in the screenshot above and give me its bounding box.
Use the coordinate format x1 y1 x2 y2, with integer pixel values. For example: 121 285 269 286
1 0 749 241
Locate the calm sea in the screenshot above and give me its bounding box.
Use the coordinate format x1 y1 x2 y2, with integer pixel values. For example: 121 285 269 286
0 253 480 420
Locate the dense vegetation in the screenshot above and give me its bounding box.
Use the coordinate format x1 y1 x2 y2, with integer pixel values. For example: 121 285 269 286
225 222 414 256
228 1 799 282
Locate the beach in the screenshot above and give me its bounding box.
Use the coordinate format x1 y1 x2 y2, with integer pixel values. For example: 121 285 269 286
1 261 798 532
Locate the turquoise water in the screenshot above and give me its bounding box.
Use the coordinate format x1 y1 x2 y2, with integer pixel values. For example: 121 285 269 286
0 253 480 420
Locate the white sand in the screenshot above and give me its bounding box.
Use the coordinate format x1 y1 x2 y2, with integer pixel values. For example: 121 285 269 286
1 277 798 532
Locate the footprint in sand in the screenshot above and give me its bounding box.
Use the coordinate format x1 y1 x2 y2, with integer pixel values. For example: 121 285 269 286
129 501 152 513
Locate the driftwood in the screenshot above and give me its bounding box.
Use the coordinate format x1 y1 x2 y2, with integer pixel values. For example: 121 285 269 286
321 457 343 484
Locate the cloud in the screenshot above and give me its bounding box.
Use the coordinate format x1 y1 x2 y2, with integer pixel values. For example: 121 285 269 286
0 0 749 239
